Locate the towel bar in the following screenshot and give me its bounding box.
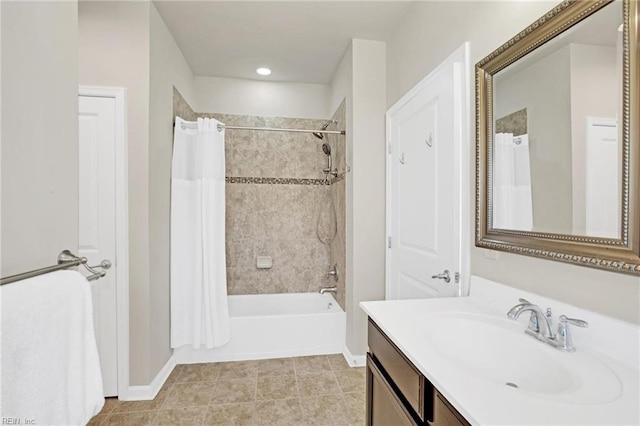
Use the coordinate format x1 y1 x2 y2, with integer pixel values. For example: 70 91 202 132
0 250 111 286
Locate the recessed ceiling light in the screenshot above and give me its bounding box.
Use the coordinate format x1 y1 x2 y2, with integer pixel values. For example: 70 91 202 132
256 67 271 76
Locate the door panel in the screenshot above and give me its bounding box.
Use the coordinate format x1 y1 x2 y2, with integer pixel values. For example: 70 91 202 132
387 58 459 300
79 95 118 396
397 272 439 300
398 101 438 255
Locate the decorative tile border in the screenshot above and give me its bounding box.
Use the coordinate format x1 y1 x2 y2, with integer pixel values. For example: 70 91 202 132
225 173 347 186
225 176 329 186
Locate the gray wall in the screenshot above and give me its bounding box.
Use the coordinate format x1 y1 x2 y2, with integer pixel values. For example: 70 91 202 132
328 40 388 357
79 1 152 385
329 40 388 357
79 1 196 385
1 1 79 276
387 1 640 324
149 3 196 382
349 40 387 354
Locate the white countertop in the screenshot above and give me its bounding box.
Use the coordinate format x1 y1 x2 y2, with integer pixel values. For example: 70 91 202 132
360 276 640 426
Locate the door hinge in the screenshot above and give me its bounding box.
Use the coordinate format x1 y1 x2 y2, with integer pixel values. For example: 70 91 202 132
388 143 392 155
388 236 392 248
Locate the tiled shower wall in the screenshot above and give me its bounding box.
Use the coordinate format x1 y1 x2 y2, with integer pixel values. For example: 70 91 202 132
173 87 197 121
210 112 330 295
173 89 346 302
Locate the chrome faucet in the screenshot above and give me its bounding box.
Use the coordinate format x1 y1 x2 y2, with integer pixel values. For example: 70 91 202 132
507 298 588 352
507 298 555 340
319 286 337 295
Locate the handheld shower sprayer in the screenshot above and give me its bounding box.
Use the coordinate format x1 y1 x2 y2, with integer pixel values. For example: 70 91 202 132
321 142 337 180
316 128 339 246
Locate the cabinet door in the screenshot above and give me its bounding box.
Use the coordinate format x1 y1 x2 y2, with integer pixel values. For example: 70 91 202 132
367 355 417 426
368 319 427 420
432 392 470 426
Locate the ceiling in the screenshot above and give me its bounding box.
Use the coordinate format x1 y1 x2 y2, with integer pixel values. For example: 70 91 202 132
154 1 414 84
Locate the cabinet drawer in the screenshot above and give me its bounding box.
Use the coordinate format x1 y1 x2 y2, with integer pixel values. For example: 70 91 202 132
367 354 417 426
368 319 427 421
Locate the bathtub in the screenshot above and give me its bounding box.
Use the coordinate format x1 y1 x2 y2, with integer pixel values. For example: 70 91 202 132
173 292 346 364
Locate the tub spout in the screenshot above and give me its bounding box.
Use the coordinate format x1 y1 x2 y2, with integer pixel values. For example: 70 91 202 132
319 286 337 294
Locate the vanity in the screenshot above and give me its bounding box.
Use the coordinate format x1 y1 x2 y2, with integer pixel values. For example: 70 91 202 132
361 276 640 425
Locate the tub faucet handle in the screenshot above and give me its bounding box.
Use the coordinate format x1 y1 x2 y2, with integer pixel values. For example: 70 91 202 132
326 264 339 283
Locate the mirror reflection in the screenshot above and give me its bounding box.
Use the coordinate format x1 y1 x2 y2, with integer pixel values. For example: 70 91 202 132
492 0 622 239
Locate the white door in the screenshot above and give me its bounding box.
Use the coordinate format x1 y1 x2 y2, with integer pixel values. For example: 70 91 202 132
79 95 118 396
386 46 468 300
585 117 619 239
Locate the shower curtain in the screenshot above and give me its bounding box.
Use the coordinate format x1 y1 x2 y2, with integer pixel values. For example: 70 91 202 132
171 117 230 349
493 132 533 231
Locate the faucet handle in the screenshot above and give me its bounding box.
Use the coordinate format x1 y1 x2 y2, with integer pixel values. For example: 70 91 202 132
526 312 540 333
325 264 339 283
556 315 588 352
559 315 588 328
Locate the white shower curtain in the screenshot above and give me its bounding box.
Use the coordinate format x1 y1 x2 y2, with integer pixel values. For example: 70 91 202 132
171 117 230 349
493 133 533 231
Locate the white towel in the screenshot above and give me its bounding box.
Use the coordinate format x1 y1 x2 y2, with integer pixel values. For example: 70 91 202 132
171 117 230 349
0 270 104 425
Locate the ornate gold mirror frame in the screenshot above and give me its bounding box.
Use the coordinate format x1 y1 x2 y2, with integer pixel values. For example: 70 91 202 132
476 0 639 275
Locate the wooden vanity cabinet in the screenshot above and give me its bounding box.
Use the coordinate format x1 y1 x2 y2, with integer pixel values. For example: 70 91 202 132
366 319 470 426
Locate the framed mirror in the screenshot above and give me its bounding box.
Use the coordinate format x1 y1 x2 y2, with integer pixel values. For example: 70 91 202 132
476 0 639 274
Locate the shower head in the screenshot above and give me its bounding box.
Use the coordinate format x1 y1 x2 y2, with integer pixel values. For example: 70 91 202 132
313 120 338 140
322 143 331 156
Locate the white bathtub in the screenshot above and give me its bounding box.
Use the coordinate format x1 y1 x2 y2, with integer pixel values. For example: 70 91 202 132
173 292 346 364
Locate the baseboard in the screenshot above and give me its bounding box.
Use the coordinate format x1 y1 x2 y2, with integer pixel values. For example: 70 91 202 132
174 344 342 364
121 355 176 401
342 346 366 367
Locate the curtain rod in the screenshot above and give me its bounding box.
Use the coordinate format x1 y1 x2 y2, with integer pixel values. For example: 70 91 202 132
177 121 345 135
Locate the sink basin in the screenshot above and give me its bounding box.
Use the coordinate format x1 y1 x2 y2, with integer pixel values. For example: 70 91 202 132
422 312 622 405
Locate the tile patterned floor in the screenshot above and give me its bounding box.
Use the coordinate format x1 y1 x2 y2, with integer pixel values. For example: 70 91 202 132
88 355 366 426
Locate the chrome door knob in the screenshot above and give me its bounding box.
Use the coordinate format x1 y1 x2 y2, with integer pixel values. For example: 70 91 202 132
431 269 451 283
